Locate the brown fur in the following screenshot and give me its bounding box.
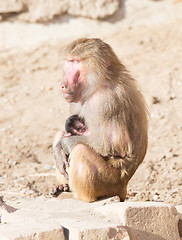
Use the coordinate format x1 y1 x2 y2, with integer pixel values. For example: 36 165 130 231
54 38 148 202
69 144 127 202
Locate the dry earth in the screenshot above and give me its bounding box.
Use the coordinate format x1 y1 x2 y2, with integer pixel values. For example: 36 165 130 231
0 0 182 206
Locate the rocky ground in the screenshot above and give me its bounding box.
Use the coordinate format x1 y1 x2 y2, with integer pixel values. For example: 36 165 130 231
0 0 181 206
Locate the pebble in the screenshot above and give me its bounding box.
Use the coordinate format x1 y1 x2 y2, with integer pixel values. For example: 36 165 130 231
170 164 176 170
12 161 18 166
44 164 52 170
152 96 160 104
153 195 159 201
167 190 178 196
4 158 9 163
20 188 29 194
14 138 20 142
18 177 25 181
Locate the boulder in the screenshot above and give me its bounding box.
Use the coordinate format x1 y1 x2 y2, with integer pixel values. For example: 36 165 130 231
18 0 120 22
0 0 24 14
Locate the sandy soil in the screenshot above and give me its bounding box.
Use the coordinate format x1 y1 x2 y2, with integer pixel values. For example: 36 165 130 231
0 0 181 205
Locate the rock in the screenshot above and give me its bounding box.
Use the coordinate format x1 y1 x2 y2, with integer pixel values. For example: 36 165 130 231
18 0 120 22
19 0 68 23
6 228 65 240
67 0 119 19
0 0 120 22
0 196 128 240
68 226 130 240
176 204 182 237
0 198 181 240
152 96 160 104
43 164 53 170
95 201 180 240
0 196 17 215
0 0 24 14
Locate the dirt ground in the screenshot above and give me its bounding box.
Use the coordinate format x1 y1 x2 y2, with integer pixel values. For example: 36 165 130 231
0 0 181 206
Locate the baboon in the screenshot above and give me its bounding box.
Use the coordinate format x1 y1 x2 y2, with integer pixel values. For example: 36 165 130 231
65 114 88 137
53 38 148 202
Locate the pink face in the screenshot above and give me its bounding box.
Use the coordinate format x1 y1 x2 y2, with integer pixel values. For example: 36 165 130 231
61 57 86 103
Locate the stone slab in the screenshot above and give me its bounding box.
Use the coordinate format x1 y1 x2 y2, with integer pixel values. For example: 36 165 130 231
95 201 180 240
0 196 126 240
0 197 181 240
